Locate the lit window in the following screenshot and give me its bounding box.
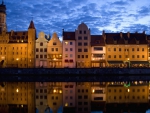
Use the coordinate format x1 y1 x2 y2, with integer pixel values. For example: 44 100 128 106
65 42 68 45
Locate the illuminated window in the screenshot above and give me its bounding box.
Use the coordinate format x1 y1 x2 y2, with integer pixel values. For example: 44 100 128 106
65 54 68 58
65 42 68 45
65 103 68 106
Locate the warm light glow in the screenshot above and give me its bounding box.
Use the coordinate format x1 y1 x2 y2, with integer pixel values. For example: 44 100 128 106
30 60 31 62
21 105 23 108
53 58 57 60
92 89 95 93
65 103 68 106
59 90 62 93
127 58 130 61
112 82 113 85
21 40 23 42
16 88 19 93
127 89 130 92
16 58 19 61
53 89 56 93
1 56 5 59
135 81 137 85
92 58 95 60
65 42 68 45
59 54 62 57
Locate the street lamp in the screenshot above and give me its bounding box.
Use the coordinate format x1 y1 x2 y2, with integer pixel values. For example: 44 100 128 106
16 88 19 93
127 58 130 68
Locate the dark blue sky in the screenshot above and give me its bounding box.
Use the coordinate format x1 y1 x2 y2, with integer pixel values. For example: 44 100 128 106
4 0 150 39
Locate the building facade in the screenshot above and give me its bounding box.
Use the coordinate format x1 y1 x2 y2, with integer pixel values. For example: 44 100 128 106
62 30 76 68
35 32 48 68
47 33 62 68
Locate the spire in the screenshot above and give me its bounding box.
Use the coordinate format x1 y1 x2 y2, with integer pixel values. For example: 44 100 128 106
28 20 35 29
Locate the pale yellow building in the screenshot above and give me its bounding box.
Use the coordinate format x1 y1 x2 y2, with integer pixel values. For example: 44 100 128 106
35 32 49 68
47 33 62 68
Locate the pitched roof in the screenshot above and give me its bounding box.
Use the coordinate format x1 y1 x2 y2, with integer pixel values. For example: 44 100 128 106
28 20 35 29
91 35 105 46
63 31 75 40
8 31 28 43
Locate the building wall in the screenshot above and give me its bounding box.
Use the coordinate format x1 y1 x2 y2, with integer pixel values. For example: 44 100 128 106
35 32 48 68
47 33 62 68
35 82 48 113
91 46 106 67
62 82 76 107
62 40 76 68
76 82 91 113
75 23 91 68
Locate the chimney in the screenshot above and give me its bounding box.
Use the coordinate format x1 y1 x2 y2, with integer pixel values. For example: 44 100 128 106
11 30 14 36
120 32 122 38
102 30 105 36
127 32 130 38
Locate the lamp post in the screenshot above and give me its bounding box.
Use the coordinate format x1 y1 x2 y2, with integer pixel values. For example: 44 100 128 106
127 58 130 68
16 58 19 68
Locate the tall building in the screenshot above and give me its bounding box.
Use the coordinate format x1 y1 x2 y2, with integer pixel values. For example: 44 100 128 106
0 1 36 68
75 23 91 68
47 33 62 68
62 30 76 68
35 32 48 68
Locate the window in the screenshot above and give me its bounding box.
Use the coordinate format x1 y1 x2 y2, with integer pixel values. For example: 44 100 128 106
70 42 72 45
65 54 68 58
114 55 116 58
70 54 73 57
79 30 82 34
40 102 43 105
132 48 134 51
44 55 47 58
36 48 39 52
51 96 54 99
78 89 80 92
36 55 39 58
94 47 103 51
137 48 139 51
82 55 84 58
84 31 86 34
84 42 87 46
132 96 135 99
114 48 116 51
114 89 116 92
78 37 82 40
137 55 139 58
40 42 43 46
132 55 134 58
40 55 43 58
142 48 144 51
84 49 88 52
108 55 111 58
108 48 111 51
137 89 140 92
40 48 43 52
132 89 135 92
36 95 39 99
78 96 82 99
84 37 88 40
78 55 80 58
84 95 88 99
40 95 43 99
78 42 82 46
78 102 82 105
70 48 72 51
53 102 57 105
40 89 43 93
44 96 47 99
70 96 73 99
53 42 56 45
94 97 103 100
142 89 145 92
119 55 121 58
56 96 58 100
44 89 47 93
44 48 47 52
119 48 121 51
114 96 116 100
56 48 58 51
51 48 54 51
142 55 144 58
65 48 68 51
70 103 72 106
86 55 88 58
78 49 82 52
119 96 122 99
84 102 88 105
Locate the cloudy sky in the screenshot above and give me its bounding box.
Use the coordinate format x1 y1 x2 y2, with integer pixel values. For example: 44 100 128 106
3 0 150 39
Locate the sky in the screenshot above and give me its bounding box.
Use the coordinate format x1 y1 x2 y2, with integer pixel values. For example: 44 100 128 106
3 0 150 40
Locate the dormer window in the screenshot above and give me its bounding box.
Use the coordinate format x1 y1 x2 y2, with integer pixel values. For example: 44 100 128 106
40 42 43 46
53 42 56 45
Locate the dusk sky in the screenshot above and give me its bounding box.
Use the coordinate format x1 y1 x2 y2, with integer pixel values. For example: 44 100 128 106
4 0 150 40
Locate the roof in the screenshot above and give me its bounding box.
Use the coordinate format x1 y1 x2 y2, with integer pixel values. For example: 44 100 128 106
8 31 28 43
91 35 105 46
63 31 75 40
28 20 35 29
105 32 147 45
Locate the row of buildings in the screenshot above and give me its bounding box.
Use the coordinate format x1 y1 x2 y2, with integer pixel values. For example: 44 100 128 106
0 1 150 68
0 81 150 113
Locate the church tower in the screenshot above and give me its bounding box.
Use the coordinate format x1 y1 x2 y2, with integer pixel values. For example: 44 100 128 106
0 0 7 33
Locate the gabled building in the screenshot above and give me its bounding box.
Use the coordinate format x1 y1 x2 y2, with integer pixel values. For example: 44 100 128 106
91 35 106 67
75 23 91 68
35 32 48 68
47 33 62 68
62 30 76 68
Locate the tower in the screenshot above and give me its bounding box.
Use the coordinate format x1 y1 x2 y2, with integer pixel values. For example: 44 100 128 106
28 20 36 68
0 0 7 33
